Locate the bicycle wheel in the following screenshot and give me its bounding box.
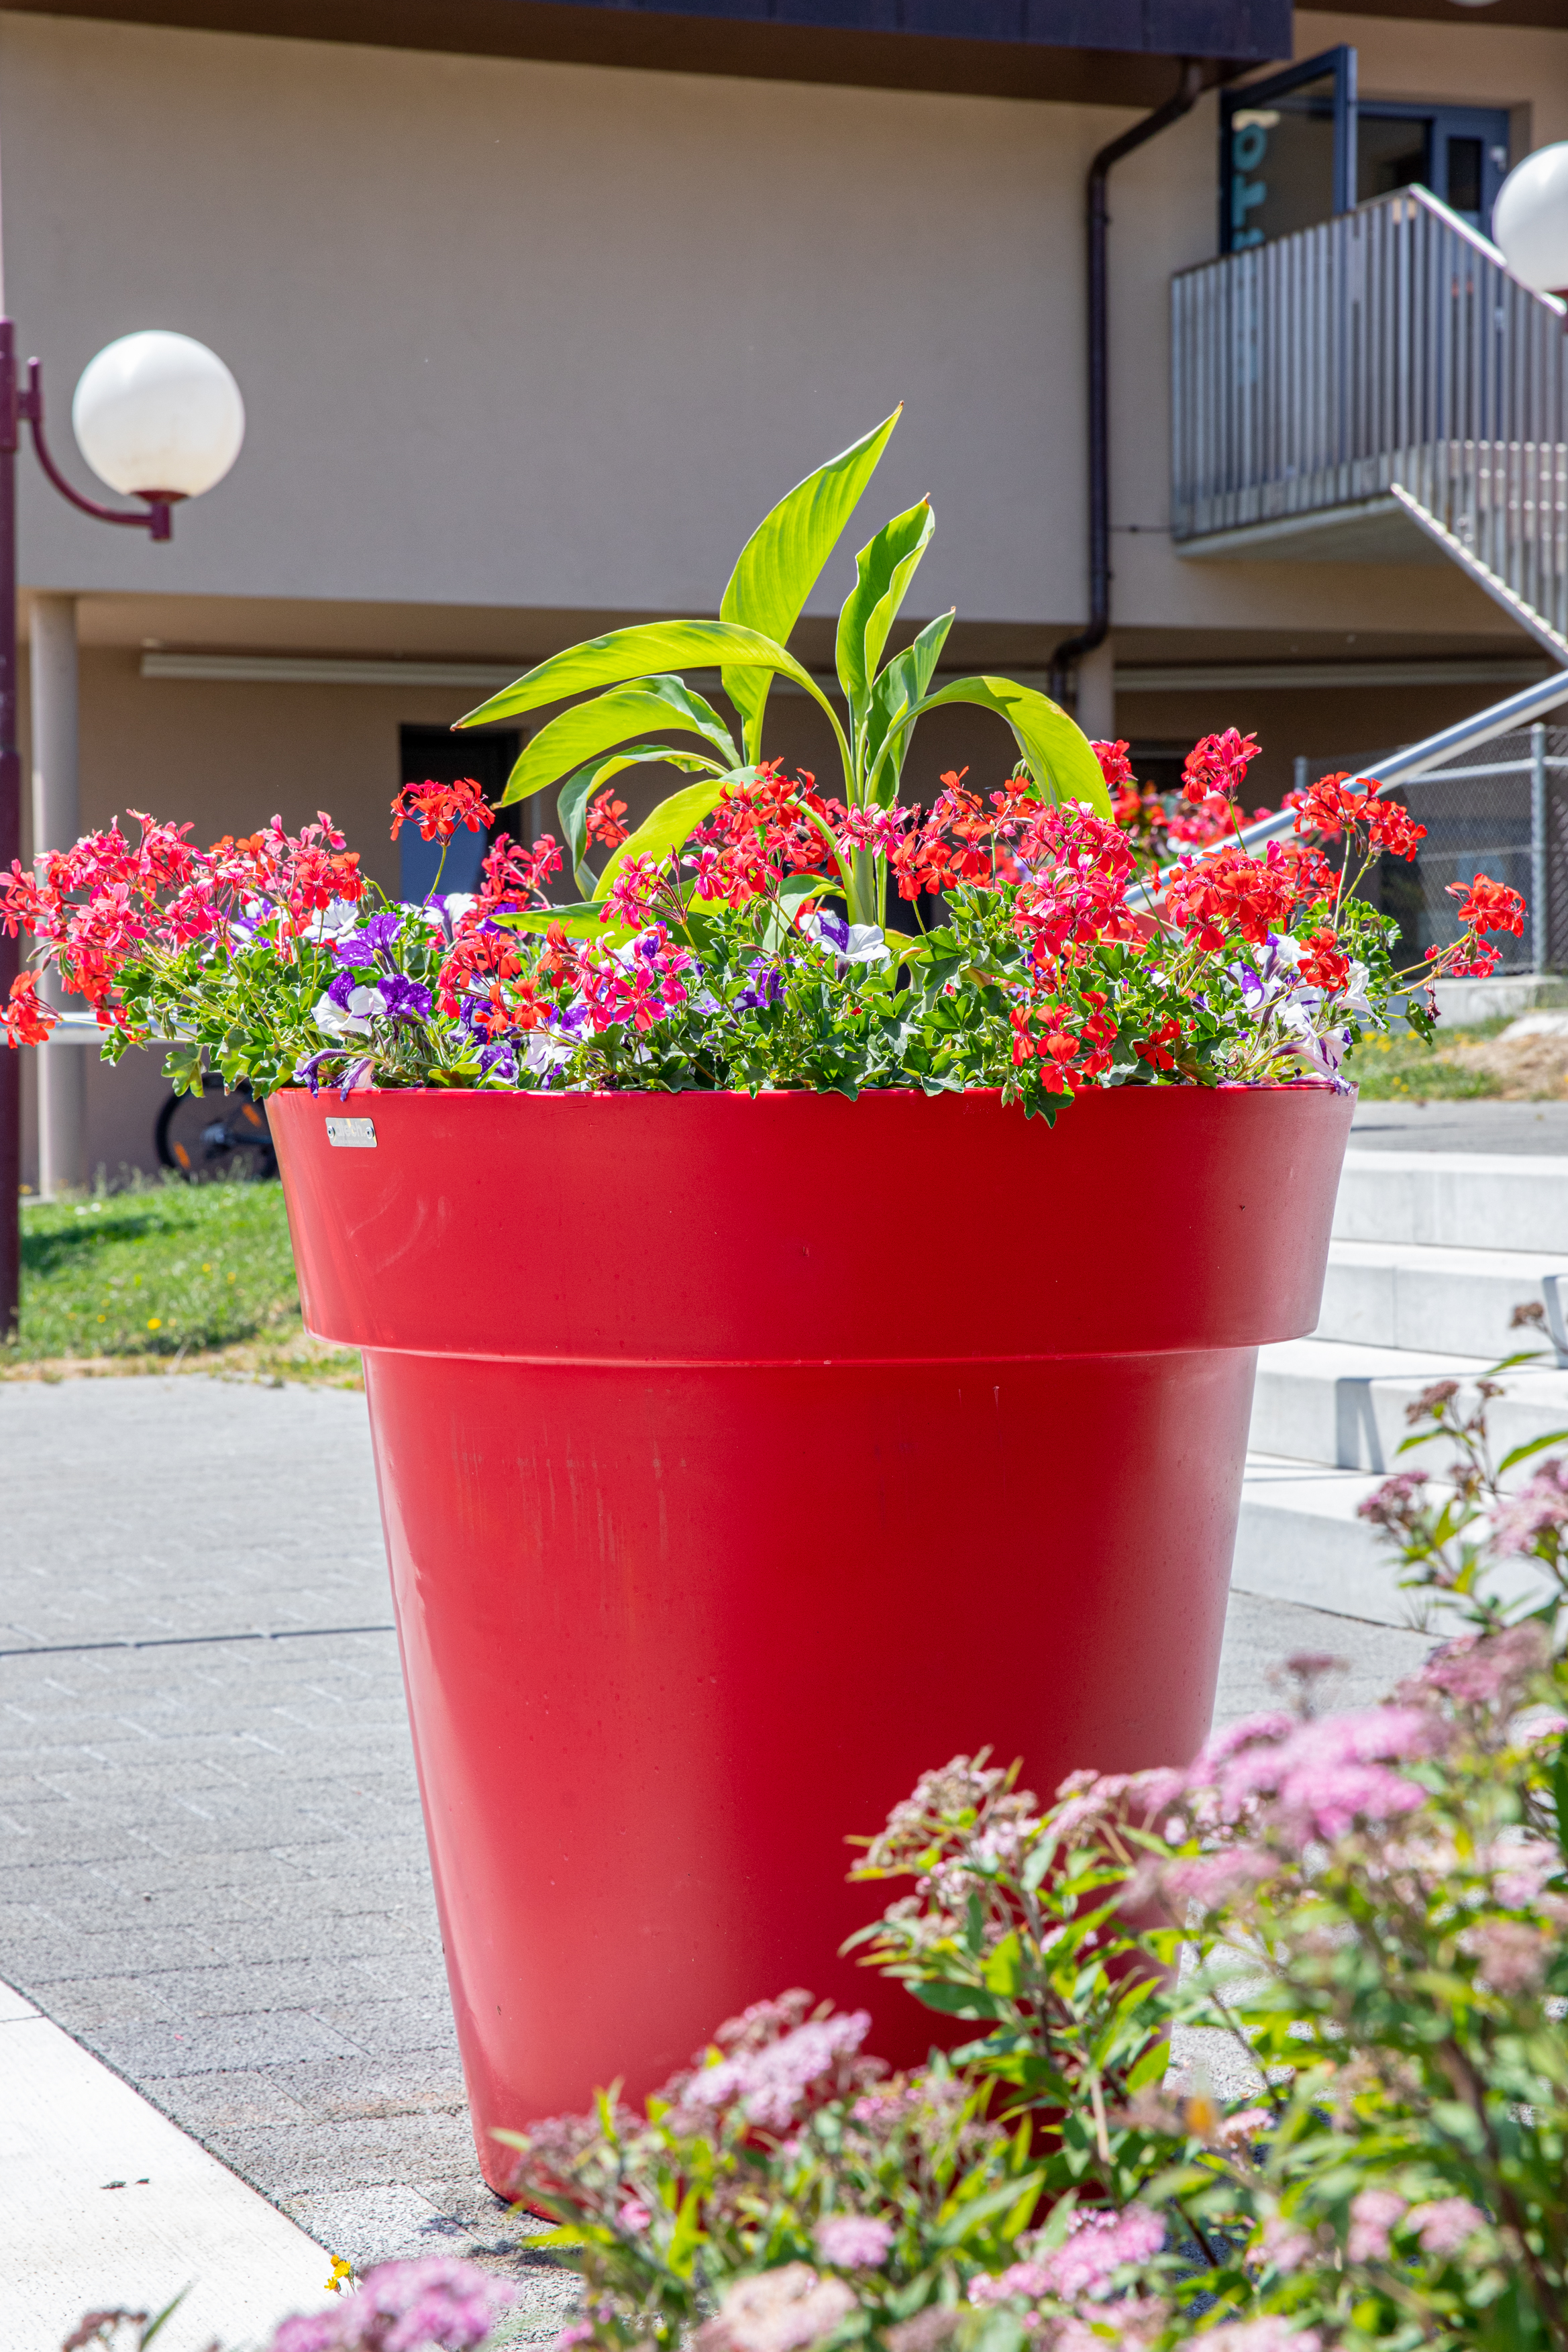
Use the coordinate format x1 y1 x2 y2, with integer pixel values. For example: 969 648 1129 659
155 1076 278 1182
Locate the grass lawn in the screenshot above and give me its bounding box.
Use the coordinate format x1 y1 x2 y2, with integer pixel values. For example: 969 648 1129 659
5 1176 362 1386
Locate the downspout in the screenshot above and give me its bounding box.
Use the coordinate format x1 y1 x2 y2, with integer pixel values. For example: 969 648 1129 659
1050 58 1208 715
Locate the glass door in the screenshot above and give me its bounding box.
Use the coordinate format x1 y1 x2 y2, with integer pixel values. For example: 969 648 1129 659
1220 47 1357 253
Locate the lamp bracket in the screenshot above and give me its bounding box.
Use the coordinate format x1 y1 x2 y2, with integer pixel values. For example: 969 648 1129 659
19 360 176 542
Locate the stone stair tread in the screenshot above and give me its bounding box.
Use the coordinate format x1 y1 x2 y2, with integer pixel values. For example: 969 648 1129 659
1260 1334 1568 1384
1339 1147 1568 1174
1236 1451 1543 1628
1333 1149 1568 1254
1326 1236 1568 1277
1237 1453 1418 1627
1249 1338 1568 1479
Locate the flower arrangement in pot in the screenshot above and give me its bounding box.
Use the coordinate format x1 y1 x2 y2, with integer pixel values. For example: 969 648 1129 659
1 410 1524 2184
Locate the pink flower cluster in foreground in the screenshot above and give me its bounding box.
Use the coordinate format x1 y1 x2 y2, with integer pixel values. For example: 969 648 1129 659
268 2259 513 2352
813 2214 895 2269
968 2204 1166 2306
1177 1703 1442 1844
676 1996 878 2133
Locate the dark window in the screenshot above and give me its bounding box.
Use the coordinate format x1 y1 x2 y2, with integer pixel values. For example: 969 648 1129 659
397 723 519 903
1223 63 1512 253
1447 136 1483 221
1354 103 1510 235
1357 113 1430 203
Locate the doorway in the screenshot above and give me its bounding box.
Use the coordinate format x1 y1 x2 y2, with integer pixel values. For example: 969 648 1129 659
1357 103 1511 235
397 724 519 902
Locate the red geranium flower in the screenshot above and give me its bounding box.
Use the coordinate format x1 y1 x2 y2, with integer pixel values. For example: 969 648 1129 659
390 778 494 844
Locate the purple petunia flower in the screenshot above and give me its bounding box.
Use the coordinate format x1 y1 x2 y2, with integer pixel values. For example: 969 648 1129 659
332 911 403 966
736 957 784 1011
376 972 433 1024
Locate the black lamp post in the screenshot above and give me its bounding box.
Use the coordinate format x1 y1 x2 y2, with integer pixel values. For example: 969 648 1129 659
0 319 244 1334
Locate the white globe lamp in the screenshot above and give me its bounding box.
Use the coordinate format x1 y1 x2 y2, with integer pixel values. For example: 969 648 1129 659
72 330 244 501
1492 143 1568 297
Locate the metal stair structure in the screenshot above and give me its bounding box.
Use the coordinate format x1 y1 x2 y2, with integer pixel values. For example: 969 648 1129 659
1233 1145 1568 1628
1172 185 1568 666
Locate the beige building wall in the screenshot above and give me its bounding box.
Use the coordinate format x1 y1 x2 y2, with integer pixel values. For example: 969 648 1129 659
4 7 1559 647
5 3 1564 1185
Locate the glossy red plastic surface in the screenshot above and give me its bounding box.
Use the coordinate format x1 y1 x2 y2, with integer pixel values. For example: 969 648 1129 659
269 1084 1351 2187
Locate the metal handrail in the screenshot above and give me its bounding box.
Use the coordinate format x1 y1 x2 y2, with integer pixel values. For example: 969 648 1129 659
1172 183 1568 536
1127 668 1568 909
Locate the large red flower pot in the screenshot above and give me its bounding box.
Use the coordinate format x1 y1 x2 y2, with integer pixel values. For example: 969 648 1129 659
268 1083 1350 2188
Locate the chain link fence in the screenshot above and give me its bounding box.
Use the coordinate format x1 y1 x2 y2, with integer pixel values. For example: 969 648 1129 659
1300 725 1568 976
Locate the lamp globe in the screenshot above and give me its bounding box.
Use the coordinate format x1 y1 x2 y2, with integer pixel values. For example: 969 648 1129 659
1493 143 1568 297
72 330 245 501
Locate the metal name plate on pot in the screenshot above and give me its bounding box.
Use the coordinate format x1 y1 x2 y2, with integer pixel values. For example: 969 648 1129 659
323 1117 377 1149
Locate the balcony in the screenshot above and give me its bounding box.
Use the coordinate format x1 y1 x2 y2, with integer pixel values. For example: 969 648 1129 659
1171 185 1568 662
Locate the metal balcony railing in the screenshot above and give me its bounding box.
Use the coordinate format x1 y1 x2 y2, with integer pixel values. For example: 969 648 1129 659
1171 186 1568 658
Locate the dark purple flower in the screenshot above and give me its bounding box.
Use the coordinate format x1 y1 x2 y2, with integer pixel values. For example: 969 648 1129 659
376 974 433 1024
812 907 851 955
293 1048 335 1096
326 967 359 1011
332 911 403 966
478 1039 517 1080
336 1057 374 1100
736 956 784 1011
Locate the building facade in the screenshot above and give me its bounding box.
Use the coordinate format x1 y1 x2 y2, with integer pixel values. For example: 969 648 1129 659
6 0 1567 1179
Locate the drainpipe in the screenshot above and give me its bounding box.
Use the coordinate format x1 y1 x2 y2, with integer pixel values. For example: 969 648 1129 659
1050 58 1208 721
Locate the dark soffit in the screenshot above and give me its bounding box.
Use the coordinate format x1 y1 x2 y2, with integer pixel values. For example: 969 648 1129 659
0 0 1294 104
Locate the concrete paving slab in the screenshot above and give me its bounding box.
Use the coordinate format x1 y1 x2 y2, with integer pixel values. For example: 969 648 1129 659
1 1978 335 2352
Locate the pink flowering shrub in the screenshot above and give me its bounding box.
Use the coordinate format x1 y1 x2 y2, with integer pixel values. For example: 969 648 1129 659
503 1600 1567 2352
265 2259 513 2352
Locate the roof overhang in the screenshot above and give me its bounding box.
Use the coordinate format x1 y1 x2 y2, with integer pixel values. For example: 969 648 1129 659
0 1 1294 105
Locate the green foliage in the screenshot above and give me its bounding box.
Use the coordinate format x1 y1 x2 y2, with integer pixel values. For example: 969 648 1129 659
457 414 1100 923
1344 1017 1509 1101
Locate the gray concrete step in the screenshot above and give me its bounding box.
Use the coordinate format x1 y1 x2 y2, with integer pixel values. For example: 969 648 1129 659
1250 1335 1568 1476
1333 1148 1568 1254
1235 1450 1545 1629
1315 1236 1568 1360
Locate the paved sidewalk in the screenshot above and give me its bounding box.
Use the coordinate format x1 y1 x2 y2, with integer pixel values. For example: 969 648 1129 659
1 1376 1433 2338
1350 1098 1568 1154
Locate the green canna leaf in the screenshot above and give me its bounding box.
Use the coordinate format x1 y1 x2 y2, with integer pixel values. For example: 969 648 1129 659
864 609 954 806
501 677 737 808
454 621 821 731
836 499 934 749
494 899 622 941
557 746 722 896
719 407 902 761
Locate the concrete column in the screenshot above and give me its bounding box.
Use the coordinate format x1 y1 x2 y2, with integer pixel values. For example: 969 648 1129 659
30 595 89 1197
1073 635 1116 746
